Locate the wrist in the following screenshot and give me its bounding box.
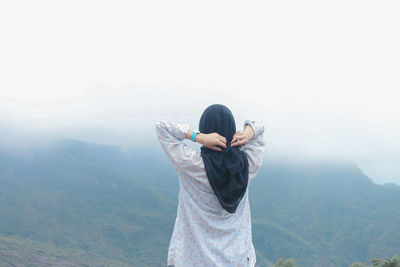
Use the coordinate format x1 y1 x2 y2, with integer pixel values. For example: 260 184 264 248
195 133 204 144
186 129 203 143
245 125 255 139
185 129 194 140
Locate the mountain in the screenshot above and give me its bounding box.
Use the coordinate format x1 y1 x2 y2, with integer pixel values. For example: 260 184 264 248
250 156 400 266
0 138 177 266
0 137 399 266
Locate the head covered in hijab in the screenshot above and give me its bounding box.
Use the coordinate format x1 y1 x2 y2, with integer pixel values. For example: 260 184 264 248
199 104 249 213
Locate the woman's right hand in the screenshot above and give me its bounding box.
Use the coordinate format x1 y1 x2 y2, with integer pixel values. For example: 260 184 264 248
196 133 227 152
231 125 254 147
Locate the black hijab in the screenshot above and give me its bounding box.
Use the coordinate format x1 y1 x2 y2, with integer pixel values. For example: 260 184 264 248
199 104 249 214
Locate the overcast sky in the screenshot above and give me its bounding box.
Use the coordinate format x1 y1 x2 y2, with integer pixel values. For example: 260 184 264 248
0 0 399 185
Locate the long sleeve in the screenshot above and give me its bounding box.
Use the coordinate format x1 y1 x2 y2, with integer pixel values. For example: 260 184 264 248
240 119 266 180
155 120 204 175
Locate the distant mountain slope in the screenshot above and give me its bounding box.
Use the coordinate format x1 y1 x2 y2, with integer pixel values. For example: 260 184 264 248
250 156 400 267
0 138 176 266
0 233 128 267
0 137 399 266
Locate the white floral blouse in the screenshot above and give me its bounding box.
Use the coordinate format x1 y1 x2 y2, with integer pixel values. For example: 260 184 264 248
155 119 265 267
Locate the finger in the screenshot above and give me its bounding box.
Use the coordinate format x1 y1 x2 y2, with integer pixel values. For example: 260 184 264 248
231 134 246 144
216 135 227 145
233 141 244 146
231 135 238 143
217 139 227 148
232 139 246 146
231 139 240 146
210 145 223 151
218 138 226 145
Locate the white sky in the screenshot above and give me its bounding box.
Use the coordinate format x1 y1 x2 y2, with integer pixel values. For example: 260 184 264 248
0 0 399 184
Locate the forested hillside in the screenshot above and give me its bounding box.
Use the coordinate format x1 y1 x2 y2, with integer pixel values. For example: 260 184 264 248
0 138 399 266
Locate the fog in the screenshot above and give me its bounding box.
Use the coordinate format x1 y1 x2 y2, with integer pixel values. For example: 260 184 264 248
1 87 399 185
0 1 399 184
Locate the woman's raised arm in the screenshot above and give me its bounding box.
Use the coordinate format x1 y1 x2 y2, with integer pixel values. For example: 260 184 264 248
155 120 226 175
236 119 266 179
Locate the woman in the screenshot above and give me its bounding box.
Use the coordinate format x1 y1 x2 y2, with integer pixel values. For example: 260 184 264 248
155 104 265 267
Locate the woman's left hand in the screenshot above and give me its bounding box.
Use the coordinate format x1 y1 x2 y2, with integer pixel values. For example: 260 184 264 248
231 125 254 147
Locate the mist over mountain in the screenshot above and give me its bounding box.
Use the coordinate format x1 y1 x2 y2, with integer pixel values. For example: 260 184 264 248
0 137 399 266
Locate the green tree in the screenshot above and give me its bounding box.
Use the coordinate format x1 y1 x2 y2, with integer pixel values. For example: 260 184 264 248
371 254 399 267
350 253 400 267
